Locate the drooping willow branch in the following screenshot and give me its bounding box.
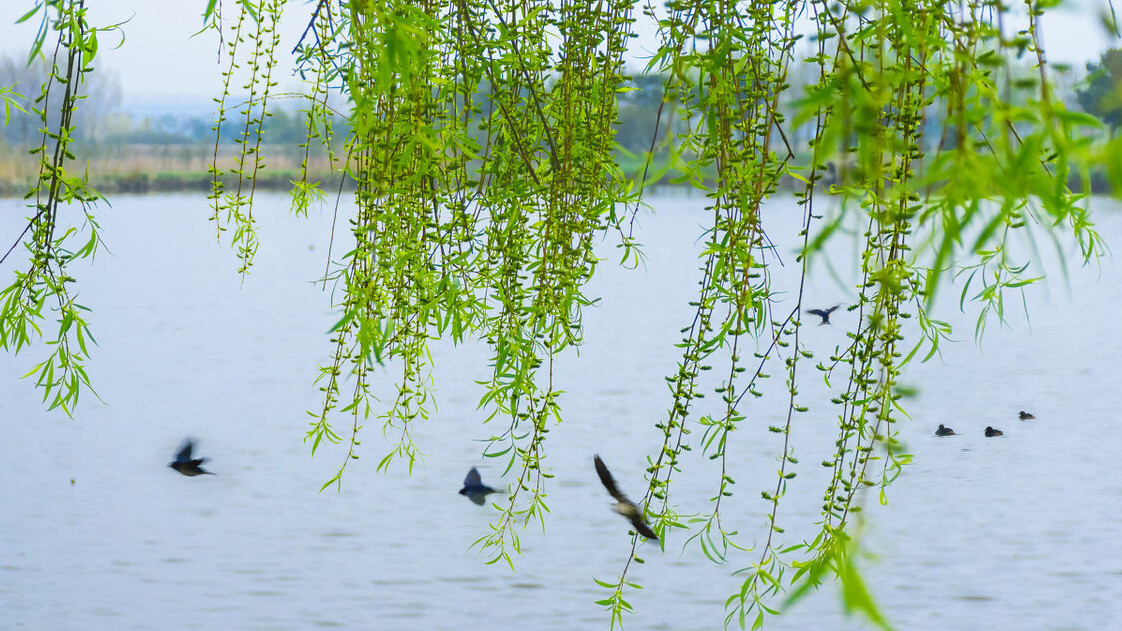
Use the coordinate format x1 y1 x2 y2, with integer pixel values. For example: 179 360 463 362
210 1 1103 628
1 0 110 416
5 0 1110 629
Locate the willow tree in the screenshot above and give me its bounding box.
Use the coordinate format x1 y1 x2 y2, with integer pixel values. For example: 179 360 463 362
2 0 1113 628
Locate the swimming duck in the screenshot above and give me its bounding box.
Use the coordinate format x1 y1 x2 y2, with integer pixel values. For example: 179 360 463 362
1018 411 1035 420
984 426 1004 437
935 424 956 436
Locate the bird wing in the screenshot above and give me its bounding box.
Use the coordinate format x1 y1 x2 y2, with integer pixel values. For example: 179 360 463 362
826 304 841 314
594 455 627 502
467 492 486 506
806 308 826 317
464 467 482 487
629 514 659 541
175 440 195 463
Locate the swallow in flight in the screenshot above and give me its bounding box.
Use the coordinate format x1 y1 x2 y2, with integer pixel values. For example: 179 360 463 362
169 439 214 476
594 455 658 541
459 467 498 506
806 304 841 325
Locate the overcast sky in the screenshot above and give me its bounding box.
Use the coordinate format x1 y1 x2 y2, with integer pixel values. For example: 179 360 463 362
1 0 1118 101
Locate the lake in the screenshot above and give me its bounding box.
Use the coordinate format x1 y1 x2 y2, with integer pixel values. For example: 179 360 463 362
1 191 1119 630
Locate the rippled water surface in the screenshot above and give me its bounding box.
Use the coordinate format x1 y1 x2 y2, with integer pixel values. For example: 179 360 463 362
2 193 1120 630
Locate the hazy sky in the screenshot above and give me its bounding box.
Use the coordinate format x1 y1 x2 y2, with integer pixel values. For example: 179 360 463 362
1 0 1118 100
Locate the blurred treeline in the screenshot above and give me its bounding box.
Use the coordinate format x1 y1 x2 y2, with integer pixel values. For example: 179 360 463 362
0 55 350 196
0 51 1111 197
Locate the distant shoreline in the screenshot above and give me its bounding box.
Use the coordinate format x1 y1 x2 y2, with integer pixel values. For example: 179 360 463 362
0 170 350 199
1 160 1114 200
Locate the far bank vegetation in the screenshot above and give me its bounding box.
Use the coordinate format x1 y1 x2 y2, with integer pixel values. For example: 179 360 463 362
0 55 346 197
0 52 1106 198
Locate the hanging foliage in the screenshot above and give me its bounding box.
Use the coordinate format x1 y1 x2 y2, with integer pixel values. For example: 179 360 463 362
3 0 1113 627
1 0 113 415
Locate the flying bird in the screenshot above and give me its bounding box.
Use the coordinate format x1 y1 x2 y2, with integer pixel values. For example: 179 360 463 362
806 304 841 325
1018 411 1035 420
935 424 956 436
168 439 214 476
458 467 498 506
984 426 1004 437
593 455 658 541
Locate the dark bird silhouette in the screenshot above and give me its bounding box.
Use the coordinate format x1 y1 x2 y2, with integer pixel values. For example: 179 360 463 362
593 455 658 541
458 467 498 506
806 304 841 325
984 426 1004 437
1018 411 1035 420
168 439 214 476
935 424 956 436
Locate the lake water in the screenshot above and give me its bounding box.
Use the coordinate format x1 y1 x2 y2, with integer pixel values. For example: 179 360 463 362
1 192 1119 630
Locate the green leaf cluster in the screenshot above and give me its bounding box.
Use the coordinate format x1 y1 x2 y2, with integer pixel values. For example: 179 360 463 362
5 0 1112 628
